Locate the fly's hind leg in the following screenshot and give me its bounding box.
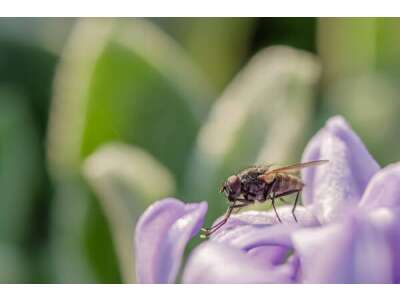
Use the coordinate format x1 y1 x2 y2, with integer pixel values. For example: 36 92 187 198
271 192 282 223
292 191 300 223
273 189 302 223
266 179 282 223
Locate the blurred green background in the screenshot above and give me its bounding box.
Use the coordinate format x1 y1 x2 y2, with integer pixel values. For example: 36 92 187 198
0 17 399 283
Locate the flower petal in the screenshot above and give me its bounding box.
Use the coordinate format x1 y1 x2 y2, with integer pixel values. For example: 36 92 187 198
301 116 380 223
292 210 393 283
135 198 207 283
182 241 292 283
247 245 290 267
359 162 400 210
211 223 296 251
210 205 319 234
369 207 400 283
209 212 307 281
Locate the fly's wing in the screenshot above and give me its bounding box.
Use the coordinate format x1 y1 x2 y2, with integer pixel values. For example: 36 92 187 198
265 160 329 174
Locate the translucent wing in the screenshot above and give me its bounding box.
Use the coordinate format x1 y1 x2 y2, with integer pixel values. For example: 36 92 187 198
265 160 329 174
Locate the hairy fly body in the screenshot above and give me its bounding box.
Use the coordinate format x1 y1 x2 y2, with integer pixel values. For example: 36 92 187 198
200 160 328 238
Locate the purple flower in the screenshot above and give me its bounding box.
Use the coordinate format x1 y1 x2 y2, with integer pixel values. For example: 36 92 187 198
135 116 400 283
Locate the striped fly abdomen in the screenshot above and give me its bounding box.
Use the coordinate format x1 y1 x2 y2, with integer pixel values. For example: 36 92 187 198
272 173 304 194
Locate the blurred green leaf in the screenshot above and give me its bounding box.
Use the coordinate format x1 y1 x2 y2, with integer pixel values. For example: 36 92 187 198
0 243 26 283
0 18 73 55
0 88 43 282
48 18 213 184
47 18 213 282
317 18 400 165
375 18 400 74
0 88 40 243
318 18 377 84
49 179 101 282
83 143 175 283
323 73 400 165
0 31 61 282
318 18 400 85
156 18 255 91
184 46 320 224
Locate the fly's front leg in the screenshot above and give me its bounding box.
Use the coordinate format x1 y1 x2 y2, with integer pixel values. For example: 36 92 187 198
200 200 252 238
200 205 234 238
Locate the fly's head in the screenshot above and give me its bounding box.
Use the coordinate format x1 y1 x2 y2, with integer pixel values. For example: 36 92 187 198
220 175 241 202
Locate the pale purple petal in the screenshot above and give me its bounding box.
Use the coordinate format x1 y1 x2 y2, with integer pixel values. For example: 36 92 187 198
203 206 317 279
182 241 293 283
301 116 380 223
210 206 319 233
209 213 307 281
247 245 290 267
292 210 393 283
211 222 297 249
205 206 319 277
369 208 400 283
359 162 400 210
135 198 207 283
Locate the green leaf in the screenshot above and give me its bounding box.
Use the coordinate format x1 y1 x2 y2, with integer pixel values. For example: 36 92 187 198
323 73 400 165
47 19 213 182
0 18 73 55
157 18 255 90
318 18 377 84
318 18 400 83
0 243 26 283
83 143 175 283
47 19 212 282
0 88 40 243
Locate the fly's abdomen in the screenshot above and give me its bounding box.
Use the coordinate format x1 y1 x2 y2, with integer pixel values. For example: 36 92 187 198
273 174 304 194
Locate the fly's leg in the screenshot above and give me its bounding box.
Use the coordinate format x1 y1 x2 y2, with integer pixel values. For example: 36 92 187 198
201 203 247 232
200 202 249 238
265 179 282 223
271 192 282 223
292 191 300 223
200 206 234 238
201 202 248 232
273 189 302 223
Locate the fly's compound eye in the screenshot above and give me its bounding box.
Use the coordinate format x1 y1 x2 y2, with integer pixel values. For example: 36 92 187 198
226 175 241 197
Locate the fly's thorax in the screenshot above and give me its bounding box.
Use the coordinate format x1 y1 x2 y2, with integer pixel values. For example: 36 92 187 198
238 172 267 201
246 180 266 201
